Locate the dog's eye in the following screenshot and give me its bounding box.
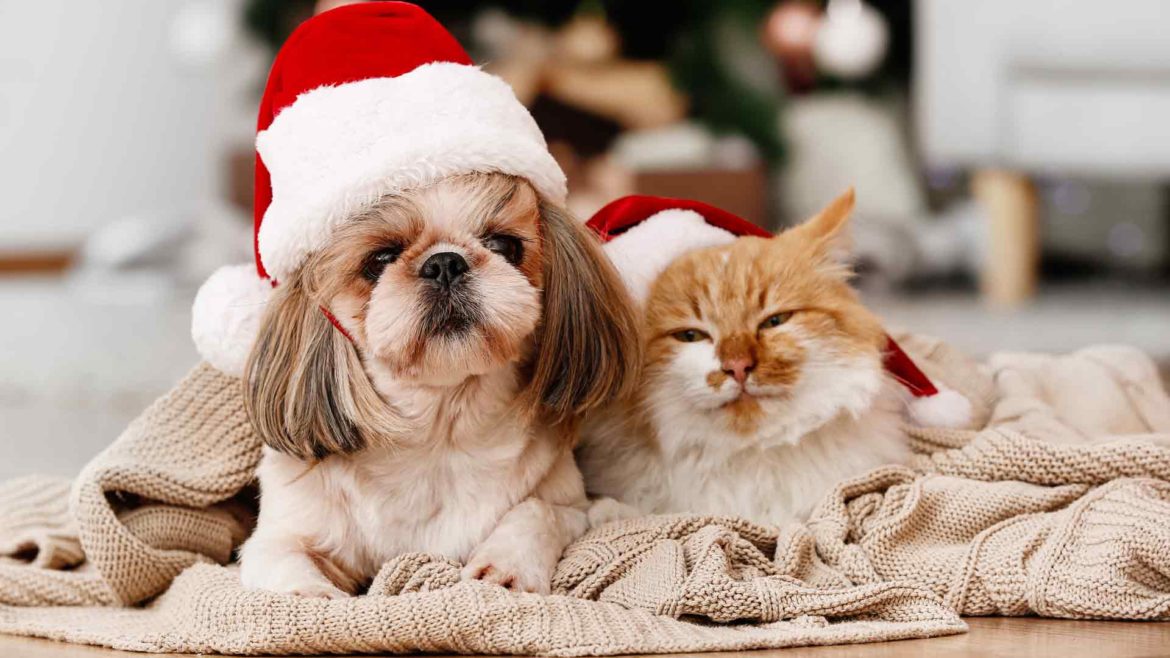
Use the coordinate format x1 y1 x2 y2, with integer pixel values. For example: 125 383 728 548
759 312 793 330
362 245 404 282
671 329 709 343
483 234 523 265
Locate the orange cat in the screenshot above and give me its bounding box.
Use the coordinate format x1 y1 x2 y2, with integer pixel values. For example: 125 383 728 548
579 191 967 526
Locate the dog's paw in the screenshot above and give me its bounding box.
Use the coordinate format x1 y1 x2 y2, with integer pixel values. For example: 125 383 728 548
462 549 553 595
238 548 349 599
274 579 349 599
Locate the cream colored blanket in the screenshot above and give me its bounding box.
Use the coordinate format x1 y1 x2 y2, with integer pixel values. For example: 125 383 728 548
1 337 1169 655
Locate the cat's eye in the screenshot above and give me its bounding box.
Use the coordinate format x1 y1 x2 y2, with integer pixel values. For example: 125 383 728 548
483 233 524 265
759 312 793 330
672 329 709 343
362 245 404 282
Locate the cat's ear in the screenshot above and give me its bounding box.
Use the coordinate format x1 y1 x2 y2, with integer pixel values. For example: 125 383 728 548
791 188 855 264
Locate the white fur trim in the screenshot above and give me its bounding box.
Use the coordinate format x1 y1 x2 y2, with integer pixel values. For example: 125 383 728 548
256 62 566 280
603 209 738 304
908 387 972 428
191 264 273 377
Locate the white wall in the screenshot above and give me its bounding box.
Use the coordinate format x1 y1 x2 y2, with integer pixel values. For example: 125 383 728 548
916 0 1170 176
0 0 249 250
0 0 258 478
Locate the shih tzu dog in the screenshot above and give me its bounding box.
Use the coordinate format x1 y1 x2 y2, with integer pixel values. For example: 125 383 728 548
236 173 640 597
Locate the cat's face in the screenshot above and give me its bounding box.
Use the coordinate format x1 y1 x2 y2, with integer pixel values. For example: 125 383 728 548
641 194 887 441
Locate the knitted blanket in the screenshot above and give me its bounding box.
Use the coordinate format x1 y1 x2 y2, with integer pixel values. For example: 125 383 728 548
1 337 1169 655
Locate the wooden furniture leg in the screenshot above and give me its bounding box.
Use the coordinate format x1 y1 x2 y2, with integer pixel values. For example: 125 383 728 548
972 169 1040 307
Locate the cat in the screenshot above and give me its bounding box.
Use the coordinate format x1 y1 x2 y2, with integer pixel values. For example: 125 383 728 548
578 192 919 527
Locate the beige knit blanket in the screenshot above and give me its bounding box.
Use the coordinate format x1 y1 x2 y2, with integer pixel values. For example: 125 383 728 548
2 337 1169 655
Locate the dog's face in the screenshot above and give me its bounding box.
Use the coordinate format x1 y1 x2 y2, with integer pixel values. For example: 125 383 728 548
244 173 641 461
317 175 544 386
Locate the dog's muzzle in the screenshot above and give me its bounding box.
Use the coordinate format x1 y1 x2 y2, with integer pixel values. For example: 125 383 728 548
419 252 469 291
418 252 480 336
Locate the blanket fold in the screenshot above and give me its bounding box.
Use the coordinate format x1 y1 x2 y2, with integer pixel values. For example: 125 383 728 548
1 338 1168 655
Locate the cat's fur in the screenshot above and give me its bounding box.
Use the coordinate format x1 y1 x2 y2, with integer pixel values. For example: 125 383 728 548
578 192 911 526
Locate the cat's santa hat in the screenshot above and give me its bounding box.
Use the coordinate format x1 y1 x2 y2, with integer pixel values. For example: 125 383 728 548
191 2 566 377
586 194 972 428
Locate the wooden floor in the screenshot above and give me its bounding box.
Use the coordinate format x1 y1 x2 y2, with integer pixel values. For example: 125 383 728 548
1 618 1167 658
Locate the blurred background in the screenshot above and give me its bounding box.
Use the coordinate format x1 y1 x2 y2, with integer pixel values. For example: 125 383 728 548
1 0 1168 477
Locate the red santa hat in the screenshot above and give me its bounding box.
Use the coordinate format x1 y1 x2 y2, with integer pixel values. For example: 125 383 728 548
192 2 566 377
586 195 972 428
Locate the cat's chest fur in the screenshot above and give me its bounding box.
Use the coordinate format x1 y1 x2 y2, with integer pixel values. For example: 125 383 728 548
654 400 905 525
580 379 910 527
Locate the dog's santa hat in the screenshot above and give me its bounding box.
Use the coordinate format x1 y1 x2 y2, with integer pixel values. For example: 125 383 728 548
192 2 566 377
586 195 972 428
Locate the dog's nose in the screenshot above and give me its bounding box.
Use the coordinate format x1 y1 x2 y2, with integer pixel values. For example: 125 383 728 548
722 357 756 385
419 252 469 289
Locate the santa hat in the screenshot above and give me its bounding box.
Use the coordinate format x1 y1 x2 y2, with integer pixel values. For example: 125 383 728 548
192 2 566 377
586 195 972 428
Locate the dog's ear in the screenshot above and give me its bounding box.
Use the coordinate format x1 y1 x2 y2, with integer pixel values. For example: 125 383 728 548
524 201 643 425
243 275 375 461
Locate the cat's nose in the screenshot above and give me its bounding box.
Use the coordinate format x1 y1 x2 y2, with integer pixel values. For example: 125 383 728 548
722 357 756 385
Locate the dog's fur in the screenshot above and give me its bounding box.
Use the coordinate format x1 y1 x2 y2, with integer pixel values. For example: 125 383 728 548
579 191 911 527
238 174 640 597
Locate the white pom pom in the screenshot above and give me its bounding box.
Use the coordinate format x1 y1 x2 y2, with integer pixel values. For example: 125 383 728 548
191 264 273 377
814 0 890 80
908 387 972 428
603 209 737 305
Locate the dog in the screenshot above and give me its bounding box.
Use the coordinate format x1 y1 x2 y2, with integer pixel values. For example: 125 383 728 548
236 173 640 597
